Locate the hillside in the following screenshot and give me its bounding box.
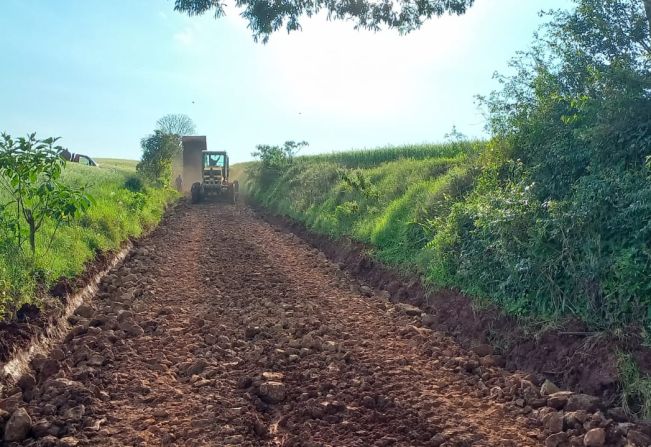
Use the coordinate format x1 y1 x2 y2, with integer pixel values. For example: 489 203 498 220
95 158 139 171
243 138 651 331
241 133 651 416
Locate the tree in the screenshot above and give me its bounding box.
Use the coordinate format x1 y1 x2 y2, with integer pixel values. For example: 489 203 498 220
156 114 196 137
444 125 467 143
482 0 651 201
466 0 651 333
174 0 474 42
251 140 307 186
175 0 651 44
0 133 92 256
137 131 182 185
252 140 306 169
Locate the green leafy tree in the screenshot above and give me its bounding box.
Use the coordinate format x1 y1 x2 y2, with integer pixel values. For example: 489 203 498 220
175 0 651 45
0 133 92 256
251 140 308 186
174 0 474 42
482 0 650 198
137 130 182 185
253 140 306 169
444 125 467 143
440 0 651 332
156 114 196 137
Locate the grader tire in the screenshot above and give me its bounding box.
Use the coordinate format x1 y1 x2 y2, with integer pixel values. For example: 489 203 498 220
191 182 202 204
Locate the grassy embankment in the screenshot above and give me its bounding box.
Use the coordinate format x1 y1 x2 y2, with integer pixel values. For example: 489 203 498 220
0 158 177 314
240 141 488 298
239 0 651 340
240 141 479 271
240 140 651 415
241 140 651 332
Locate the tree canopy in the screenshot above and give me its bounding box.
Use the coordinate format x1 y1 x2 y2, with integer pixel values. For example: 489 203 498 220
174 0 474 42
156 114 196 137
137 131 182 185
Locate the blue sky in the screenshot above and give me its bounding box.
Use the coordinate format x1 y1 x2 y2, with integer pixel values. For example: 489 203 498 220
0 0 572 163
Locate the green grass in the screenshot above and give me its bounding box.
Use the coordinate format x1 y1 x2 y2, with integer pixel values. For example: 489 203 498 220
0 160 177 315
95 158 138 172
244 140 651 330
618 352 651 419
300 141 479 168
245 140 651 417
245 141 483 276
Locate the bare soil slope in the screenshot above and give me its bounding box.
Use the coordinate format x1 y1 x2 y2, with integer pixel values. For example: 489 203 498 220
3 202 631 446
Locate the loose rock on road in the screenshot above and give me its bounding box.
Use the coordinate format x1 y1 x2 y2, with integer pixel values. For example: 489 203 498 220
6 202 553 446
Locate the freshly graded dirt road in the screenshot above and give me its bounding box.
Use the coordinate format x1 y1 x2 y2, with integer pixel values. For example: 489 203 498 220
8 202 550 446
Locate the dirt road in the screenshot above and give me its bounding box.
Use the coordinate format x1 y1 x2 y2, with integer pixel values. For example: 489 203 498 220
7 202 550 446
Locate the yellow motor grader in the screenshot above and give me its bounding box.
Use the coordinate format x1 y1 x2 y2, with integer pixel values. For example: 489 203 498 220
189 150 239 204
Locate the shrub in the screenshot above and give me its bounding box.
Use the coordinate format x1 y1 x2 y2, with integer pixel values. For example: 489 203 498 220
0 133 92 256
137 131 181 185
124 175 144 192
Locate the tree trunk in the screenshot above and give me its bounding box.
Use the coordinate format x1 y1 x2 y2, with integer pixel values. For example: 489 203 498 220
645 0 651 38
28 220 36 255
25 210 36 255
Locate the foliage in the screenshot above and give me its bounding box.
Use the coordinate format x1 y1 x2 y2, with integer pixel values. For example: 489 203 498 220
253 140 307 169
0 156 176 315
137 130 181 185
447 0 651 326
174 0 474 42
124 175 144 192
249 140 308 188
0 133 92 256
242 0 651 331
298 142 477 168
242 142 476 269
444 125 467 143
156 113 196 137
618 352 651 419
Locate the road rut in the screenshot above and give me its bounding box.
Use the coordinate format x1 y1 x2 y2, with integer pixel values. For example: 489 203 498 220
8 202 546 446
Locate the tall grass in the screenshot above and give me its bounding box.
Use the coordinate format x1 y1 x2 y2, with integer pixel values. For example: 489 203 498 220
300 141 481 168
0 160 177 315
242 142 482 276
243 138 651 331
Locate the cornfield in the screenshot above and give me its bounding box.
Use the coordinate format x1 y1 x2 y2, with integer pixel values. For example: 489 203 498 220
299 141 483 168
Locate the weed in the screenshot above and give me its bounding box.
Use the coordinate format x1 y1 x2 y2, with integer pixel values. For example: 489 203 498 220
618 353 651 419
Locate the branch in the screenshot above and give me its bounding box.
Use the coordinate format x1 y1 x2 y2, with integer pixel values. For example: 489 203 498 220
43 220 62 257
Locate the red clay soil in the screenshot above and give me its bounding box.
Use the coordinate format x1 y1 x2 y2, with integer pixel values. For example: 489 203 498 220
257 211 651 405
0 251 116 366
1 202 649 446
